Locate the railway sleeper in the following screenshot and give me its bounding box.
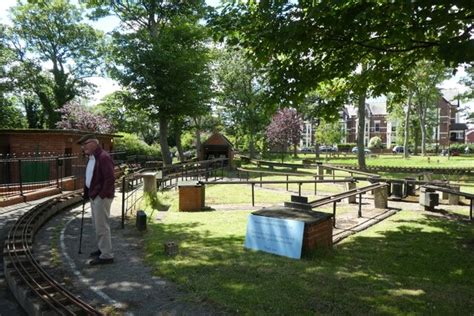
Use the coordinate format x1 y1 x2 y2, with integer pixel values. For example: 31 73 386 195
3 249 31 257
4 240 32 248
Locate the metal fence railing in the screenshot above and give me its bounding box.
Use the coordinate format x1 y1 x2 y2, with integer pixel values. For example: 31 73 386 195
0 151 128 201
120 171 144 229
0 155 87 199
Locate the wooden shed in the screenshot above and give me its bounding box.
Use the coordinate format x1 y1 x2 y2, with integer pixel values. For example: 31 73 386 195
200 133 234 163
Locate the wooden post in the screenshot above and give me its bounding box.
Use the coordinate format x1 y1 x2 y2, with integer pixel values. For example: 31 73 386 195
314 176 317 195
251 183 255 206
358 193 362 217
470 199 473 221
333 201 337 227
121 177 126 229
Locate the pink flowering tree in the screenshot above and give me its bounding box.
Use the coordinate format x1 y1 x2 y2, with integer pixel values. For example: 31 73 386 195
56 101 113 133
265 108 303 159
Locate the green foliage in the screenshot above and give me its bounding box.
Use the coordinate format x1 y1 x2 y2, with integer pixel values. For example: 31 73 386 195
0 100 27 128
180 131 195 151
316 119 344 146
5 0 104 128
114 132 161 158
214 48 274 157
450 143 474 153
368 136 383 149
94 91 159 144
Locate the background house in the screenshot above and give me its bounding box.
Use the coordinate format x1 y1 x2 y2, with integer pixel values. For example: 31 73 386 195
300 96 468 150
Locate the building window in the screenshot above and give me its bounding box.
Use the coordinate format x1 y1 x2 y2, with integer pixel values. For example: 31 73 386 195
374 121 380 132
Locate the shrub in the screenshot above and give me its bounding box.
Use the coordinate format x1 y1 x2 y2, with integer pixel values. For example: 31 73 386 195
114 132 161 158
368 136 383 149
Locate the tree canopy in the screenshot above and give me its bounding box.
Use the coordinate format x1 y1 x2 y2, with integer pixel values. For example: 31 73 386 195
3 0 104 128
211 2 473 105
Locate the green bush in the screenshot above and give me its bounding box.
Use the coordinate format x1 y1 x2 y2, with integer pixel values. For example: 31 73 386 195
181 131 195 151
114 132 161 158
368 136 383 149
450 143 474 153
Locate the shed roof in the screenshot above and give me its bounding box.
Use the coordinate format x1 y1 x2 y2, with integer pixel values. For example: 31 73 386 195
203 133 233 148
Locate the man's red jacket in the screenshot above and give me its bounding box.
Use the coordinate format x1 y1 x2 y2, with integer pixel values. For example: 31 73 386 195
84 146 115 199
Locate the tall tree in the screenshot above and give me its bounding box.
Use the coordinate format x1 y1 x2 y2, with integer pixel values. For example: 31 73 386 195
3 0 104 128
211 1 473 167
412 61 448 155
93 0 212 165
214 48 274 158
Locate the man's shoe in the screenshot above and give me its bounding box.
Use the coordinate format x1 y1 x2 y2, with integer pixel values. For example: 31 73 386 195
89 257 114 265
89 250 101 258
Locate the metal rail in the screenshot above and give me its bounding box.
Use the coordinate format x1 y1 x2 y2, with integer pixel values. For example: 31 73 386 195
309 183 388 207
422 184 474 220
308 183 389 227
3 191 101 315
198 179 356 206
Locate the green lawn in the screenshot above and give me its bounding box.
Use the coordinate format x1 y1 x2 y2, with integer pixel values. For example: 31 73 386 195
139 161 474 314
142 187 474 315
288 152 474 168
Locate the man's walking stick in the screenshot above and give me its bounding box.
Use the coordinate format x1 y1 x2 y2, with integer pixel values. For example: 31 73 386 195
78 198 86 254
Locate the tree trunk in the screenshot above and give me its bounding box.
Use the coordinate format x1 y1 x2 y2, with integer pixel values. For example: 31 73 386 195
420 115 427 156
159 115 172 166
413 126 419 155
193 117 202 160
419 99 428 156
403 95 412 158
175 129 184 162
357 88 367 170
249 127 256 159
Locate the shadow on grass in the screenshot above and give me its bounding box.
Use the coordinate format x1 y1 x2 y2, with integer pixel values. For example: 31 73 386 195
144 212 474 315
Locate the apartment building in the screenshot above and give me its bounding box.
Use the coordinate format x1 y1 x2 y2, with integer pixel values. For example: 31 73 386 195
301 96 468 149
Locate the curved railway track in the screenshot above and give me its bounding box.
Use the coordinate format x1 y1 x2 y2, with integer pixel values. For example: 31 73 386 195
3 191 102 315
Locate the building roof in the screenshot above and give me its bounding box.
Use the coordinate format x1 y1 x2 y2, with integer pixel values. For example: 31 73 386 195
345 99 387 117
367 101 387 115
203 132 234 148
450 123 468 131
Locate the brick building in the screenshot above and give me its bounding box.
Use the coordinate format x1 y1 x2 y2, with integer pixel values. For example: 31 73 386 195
0 129 116 157
302 96 468 149
0 129 118 186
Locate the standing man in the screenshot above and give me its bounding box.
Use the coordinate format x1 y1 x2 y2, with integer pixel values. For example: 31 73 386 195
77 134 115 265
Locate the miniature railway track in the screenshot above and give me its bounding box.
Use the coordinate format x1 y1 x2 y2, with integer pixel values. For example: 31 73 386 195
3 191 101 315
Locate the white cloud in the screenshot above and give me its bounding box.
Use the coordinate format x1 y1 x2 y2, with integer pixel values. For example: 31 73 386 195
87 76 120 104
